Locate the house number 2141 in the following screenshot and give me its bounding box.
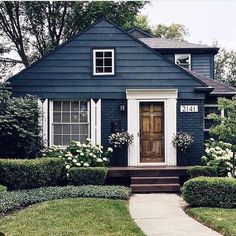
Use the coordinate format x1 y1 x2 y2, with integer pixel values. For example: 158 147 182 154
180 105 198 112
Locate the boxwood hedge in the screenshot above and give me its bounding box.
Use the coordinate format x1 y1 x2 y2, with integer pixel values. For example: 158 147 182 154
0 185 131 214
188 166 218 178
67 167 107 185
0 158 65 190
0 185 7 192
182 177 236 208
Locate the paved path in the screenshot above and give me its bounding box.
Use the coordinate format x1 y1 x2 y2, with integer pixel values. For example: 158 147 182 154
129 194 222 236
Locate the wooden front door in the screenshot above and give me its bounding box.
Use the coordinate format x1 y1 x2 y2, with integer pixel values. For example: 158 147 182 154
140 102 165 163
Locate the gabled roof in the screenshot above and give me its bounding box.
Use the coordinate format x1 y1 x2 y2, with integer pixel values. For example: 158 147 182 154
128 27 219 53
8 17 208 88
185 69 236 96
128 27 155 38
139 38 219 53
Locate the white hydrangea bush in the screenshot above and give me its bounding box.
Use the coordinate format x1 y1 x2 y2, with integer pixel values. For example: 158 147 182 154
201 138 233 177
63 138 113 170
109 131 134 148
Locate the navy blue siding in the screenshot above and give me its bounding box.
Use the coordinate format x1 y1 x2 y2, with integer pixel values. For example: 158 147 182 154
101 99 127 166
162 53 214 78
192 54 214 78
177 99 205 165
9 19 205 100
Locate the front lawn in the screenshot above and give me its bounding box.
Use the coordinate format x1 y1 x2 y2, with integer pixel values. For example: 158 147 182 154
186 207 236 236
0 198 144 236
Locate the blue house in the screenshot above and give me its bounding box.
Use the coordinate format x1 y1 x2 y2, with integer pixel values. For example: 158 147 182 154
7 18 236 171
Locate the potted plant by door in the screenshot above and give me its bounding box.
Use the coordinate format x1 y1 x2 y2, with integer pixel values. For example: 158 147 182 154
109 131 133 166
172 131 194 165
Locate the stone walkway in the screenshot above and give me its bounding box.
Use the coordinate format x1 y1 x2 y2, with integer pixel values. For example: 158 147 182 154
129 194 222 236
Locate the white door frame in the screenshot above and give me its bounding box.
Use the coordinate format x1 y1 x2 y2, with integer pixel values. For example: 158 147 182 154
126 89 178 166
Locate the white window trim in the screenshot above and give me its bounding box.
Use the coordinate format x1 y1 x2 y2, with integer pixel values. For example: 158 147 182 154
175 53 191 70
49 100 90 147
204 104 224 132
126 89 178 166
93 49 115 76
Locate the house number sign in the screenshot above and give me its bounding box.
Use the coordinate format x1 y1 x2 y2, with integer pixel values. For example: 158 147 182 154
180 105 198 112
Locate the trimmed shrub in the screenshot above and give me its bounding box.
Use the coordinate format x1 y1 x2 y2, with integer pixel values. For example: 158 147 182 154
68 167 107 185
182 177 236 208
188 166 218 178
0 185 7 192
0 158 65 190
0 185 131 214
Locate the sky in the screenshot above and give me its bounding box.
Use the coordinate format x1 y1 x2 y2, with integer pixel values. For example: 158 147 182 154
141 0 236 50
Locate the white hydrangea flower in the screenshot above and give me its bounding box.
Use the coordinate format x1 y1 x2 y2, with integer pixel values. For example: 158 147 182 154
82 144 87 147
65 164 70 169
107 147 113 153
76 162 81 167
80 152 84 156
102 157 107 161
86 138 92 142
72 159 77 163
97 158 102 162
84 163 89 167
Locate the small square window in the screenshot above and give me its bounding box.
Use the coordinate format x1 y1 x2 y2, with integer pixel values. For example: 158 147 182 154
93 49 114 75
175 54 191 70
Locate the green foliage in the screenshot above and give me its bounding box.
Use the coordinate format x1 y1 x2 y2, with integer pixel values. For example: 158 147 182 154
153 23 189 40
0 158 65 190
215 48 236 87
68 167 107 185
188 166 218 178
0 185 7 192
201 138 233 177
182 177 236 208
129 14 189 40
42 145 64 158
0 185 132 213
209 97 236 176
0 89 43 158
63 140 112 169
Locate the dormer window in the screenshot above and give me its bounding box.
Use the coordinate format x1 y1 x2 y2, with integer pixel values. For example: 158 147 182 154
175 54 191 70
93 49 114 75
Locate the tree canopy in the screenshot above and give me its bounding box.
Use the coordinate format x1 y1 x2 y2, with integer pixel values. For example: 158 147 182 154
131 14 189 40
215 48 236 87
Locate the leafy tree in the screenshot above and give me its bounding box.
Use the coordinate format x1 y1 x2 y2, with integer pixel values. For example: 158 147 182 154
0 1 147 79
0 86 43 158
129 14 189 40
152 23 189 40
209 97 236 177
215 48 236 87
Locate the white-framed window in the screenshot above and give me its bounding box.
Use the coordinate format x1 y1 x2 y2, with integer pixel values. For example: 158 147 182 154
93 49 114 75
204 104 224 131
175 54 191 70
51 101 90 146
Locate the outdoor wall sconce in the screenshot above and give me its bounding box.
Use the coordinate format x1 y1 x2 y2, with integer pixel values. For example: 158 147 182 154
119 104 126 112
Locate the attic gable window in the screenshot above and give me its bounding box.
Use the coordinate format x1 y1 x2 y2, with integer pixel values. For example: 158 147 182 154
93 49 114 75
175 54 191 70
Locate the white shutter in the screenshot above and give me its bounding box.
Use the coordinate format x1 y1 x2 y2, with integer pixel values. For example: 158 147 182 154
90 99 101 145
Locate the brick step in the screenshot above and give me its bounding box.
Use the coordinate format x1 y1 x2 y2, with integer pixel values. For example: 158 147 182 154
131 176 179 185
131 183 180 193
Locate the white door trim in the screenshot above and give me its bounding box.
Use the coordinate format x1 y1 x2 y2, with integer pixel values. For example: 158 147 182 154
126 89 178 166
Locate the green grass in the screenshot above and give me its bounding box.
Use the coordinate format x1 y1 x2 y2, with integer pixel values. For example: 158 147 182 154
0 198 144 236
186 207 236 236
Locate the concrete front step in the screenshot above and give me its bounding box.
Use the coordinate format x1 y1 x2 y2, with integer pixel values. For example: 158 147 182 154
131 183 180 193
131 176 179 184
